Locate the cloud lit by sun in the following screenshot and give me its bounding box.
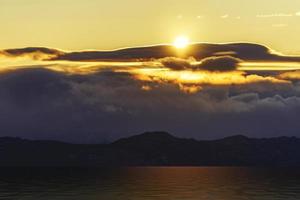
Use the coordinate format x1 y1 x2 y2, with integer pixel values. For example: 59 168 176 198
173 36 190 49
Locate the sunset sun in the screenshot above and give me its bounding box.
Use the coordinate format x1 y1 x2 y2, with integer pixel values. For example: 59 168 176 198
173 36 190 49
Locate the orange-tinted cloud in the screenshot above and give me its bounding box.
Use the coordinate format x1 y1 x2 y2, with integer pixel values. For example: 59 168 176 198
128 68 289 93
278 71 300 80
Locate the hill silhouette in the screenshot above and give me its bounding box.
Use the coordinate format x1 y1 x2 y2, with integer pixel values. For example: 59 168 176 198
1 132 300 166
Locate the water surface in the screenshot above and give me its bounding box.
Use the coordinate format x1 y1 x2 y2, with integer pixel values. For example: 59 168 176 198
0 167 300 200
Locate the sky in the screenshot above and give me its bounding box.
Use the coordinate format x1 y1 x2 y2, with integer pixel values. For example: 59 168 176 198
1 0 300 143
1 0 300 53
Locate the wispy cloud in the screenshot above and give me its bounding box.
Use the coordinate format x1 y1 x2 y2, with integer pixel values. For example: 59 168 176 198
221 14 229 19
256 13 293 18
257 11 300 18
272 24 288 28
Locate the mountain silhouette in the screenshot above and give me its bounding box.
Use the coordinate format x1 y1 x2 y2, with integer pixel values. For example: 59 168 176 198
1 132 300 166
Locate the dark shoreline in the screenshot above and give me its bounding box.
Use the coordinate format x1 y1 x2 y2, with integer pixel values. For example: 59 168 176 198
1 132 300 167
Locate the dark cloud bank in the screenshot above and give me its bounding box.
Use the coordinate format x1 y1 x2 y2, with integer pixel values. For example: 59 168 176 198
0 66 300 143
2 42 300 62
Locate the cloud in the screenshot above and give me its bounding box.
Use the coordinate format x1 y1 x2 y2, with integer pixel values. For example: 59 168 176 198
256 13 293 18
159 56 240 72
230 93 259 103
1 43 300 142
272 24 288 28
195 56 241 71
0 47 63 60
40 43 300 63
0 66 298 142
160 56 240 72
128 65 289 94
2 43 300 63
0 68 71 107
279 71 300 80
160 57 193 70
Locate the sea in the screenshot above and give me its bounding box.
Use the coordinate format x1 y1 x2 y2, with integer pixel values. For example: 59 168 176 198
0 167 300 200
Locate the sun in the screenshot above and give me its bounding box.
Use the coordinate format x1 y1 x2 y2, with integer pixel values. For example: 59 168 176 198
173 36 190 49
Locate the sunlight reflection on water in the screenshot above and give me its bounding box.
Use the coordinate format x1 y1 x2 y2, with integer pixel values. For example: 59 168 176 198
0 167 300 200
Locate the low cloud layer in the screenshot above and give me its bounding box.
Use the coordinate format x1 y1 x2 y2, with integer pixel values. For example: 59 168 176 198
1 43 300 143
0 64 298 143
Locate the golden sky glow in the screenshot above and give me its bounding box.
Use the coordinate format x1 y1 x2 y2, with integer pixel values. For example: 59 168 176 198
1 0 300 53
1 0 300 95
